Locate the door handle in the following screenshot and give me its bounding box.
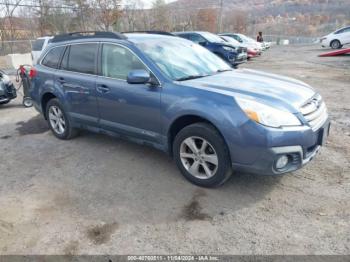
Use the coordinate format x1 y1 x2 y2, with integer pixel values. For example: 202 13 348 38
58 77 65 83
96 84 110 93
58 77 66 84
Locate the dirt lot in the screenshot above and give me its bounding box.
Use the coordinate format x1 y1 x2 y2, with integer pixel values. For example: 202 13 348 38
0 45 349 255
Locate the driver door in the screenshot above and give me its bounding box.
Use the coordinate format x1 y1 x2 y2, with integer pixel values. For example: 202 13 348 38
96 43 162 143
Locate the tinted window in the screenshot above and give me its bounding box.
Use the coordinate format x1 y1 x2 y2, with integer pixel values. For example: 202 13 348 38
101 44 147 80
60 46 69 70
32 39 45 51
67 44 97 74
41 46 65 69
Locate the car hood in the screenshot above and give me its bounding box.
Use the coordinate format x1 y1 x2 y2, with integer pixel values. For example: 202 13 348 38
182 69 316 112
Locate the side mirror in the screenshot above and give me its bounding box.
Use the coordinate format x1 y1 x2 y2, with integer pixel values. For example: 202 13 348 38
127 69 151 84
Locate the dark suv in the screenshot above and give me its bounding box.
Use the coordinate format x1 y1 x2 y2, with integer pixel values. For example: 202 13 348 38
30 31 330 187
173 31 247 67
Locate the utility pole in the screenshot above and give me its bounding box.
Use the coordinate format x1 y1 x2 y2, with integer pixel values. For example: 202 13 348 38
217 0 223 33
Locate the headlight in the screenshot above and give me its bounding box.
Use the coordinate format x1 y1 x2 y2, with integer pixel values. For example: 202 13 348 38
236 97 301 128
223 46 235 52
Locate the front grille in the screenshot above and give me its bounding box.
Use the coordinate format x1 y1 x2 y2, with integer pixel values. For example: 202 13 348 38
237 47 243 54
300 94 328 131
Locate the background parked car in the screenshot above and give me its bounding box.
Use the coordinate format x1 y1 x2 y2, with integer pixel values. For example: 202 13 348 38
220 33 263 55
173 31 247 67
0 70 16 105
219 35 257 59
320 26 350 49
31 36 53 64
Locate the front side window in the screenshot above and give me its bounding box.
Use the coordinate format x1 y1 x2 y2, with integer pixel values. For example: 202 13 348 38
41 46 65 69
66 44 97 74
335 27 350 34
101 44 148 80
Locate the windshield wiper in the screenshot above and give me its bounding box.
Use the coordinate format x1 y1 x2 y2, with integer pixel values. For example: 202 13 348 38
176 74 211 81
216 69 232 73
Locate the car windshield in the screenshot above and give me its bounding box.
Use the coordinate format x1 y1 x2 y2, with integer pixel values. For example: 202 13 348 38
238 34 254 43
199 32 225 43
133 37 231 81
221 36 240 45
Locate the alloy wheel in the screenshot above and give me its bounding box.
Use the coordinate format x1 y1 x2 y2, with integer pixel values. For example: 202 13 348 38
48 105 66 135
180 136 218 179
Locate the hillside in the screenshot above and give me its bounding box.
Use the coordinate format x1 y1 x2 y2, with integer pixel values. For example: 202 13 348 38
168 0 350 36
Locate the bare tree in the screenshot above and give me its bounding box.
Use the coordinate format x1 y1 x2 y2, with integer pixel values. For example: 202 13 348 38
93 0 121 31
123 0 144 31
151 0 170 30
1 0 23 40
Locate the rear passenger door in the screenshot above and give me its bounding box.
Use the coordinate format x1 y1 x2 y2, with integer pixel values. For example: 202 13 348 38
95 43 162 143
56 43 99 126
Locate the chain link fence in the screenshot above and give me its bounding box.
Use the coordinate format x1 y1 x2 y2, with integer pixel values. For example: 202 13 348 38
0 40 34 56
263 35 319 45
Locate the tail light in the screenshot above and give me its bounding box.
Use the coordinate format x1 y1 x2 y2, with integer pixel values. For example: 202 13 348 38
29 67 37 78
19 65 26 75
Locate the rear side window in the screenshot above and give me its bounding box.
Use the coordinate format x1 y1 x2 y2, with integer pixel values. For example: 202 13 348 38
41 46 65 69
65 44 97 74
32 39 45 51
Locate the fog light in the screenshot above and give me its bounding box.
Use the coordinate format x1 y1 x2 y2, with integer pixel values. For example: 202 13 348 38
276 155 289 169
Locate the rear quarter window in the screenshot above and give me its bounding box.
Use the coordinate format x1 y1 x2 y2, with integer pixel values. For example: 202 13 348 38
41 46 65 69
32 39 45 51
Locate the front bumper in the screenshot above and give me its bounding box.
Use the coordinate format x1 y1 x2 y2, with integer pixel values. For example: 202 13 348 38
0 82 17 103
231 120 330 175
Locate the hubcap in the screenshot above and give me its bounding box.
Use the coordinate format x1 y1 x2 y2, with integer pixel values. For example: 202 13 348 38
48 106 66 135
180 136 218 179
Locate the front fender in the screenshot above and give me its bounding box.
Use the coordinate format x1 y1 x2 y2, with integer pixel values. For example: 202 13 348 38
161 83 271 165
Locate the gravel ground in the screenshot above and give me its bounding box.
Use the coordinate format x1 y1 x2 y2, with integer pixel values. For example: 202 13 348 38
0 45 349 255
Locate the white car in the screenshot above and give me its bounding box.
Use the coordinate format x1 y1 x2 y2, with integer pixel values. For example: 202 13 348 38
220 33 263 54
320 26 350 49
31 36 53 64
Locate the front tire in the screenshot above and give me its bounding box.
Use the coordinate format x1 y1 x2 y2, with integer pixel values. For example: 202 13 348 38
173 123 232 187
330 40 342 49
46 98 78 140
0 100 10 105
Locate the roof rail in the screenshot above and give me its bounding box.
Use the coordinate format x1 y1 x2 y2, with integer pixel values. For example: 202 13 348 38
122 31 176 36
51 31 127 43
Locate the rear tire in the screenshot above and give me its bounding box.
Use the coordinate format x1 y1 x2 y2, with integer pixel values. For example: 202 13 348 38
46 98 78 140
173 123 232 188
330 40 342 49
23 97 33 108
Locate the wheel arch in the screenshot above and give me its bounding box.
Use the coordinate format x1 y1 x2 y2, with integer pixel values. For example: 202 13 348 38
41 92 57 119
167 114 226 157
330 39 341 48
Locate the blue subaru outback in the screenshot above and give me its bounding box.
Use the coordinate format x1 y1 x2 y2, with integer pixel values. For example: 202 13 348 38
30 31 330 187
